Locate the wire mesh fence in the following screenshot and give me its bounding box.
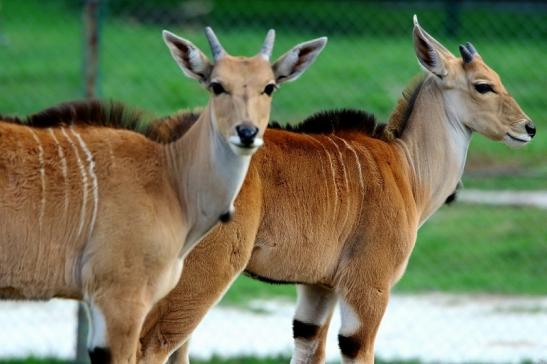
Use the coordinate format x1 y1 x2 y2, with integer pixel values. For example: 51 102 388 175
0 0 546 363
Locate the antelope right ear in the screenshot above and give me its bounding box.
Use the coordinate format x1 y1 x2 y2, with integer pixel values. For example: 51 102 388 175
412 15 454 78
163 30 213 83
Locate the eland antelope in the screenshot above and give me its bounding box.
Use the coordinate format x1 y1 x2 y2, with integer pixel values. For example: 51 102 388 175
137 17 536 364
0 27 326 364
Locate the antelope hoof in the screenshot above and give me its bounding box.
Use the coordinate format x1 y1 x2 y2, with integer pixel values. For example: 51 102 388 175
89 347 111 364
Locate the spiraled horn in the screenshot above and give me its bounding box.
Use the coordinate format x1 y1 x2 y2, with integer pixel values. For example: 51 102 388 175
204 26 225 61
459 44 474 64
259 29 275 60
465 42 478 56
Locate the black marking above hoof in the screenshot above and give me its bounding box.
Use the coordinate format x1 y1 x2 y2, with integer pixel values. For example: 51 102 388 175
89 347 112 364
293 319 320 339
338 334 360 359
219 211 233 223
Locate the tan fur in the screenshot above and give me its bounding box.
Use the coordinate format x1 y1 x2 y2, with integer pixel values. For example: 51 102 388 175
138 20 534 364
0 27 326 363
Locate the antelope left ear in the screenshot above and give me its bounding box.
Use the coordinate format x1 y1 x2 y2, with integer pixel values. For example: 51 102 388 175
412 15 455 78
272 37 328 84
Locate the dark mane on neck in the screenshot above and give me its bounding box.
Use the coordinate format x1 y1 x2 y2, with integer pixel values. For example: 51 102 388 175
384 74 426 139
0 99 145 132
0 100 202 144
269 109 386 138
268 75 426 141
146 109 201 144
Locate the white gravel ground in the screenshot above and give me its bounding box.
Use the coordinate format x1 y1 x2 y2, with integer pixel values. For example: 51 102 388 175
1 293 546 363
459 190 547 209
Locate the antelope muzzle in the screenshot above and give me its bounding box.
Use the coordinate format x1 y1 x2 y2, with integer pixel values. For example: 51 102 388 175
228 121 264 155
236 122 259 147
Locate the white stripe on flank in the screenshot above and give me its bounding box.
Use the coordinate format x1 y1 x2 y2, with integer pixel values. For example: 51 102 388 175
28 128 46 232
48 128 69 217
336 135 366 224
327 136 350 230
308 134 338 213
70 127 99 242
335 136 364 190
302 134 332 217
61 127 88 238
327 136 349 192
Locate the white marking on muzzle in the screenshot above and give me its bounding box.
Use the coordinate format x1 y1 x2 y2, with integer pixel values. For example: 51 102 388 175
227 135 263 156
504 132 531 147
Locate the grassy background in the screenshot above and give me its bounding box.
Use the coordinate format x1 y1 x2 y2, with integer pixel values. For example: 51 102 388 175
0 0 546 184
0 2 545 362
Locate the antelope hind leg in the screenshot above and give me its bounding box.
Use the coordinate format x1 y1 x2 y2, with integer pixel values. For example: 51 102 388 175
336 285 390 364
290 284 337 364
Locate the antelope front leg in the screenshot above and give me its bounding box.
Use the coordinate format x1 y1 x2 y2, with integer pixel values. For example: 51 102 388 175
87 293 151 364
166 339 190 364
290 284 337 364
138 231 256 364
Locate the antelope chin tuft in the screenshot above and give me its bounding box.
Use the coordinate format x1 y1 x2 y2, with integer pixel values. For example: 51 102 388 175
503 133 531 148
227 135 263 156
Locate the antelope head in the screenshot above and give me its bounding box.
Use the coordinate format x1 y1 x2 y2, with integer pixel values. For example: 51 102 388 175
412 15 536 147
163 27 328 156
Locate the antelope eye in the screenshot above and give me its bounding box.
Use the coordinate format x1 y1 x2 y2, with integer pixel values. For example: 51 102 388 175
263 83 276 96
474 83 494 94
210 82 226 96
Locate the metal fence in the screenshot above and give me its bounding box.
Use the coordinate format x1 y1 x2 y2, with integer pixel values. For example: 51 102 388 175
0 0 546 363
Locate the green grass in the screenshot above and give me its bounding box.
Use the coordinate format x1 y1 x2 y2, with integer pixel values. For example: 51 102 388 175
221 203 547 306
1 0 546 177
0 360 68 364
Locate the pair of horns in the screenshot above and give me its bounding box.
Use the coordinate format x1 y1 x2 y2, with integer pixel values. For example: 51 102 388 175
459 42 478 64
204 27 275 61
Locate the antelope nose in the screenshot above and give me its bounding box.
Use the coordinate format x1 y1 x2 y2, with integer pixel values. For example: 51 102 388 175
525 121 536 138
236 122 259 147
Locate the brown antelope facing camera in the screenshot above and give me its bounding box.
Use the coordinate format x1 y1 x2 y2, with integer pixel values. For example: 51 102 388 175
137 16 536 364
0 28 326 364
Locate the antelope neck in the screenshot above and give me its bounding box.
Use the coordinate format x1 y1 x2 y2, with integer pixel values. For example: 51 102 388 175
398 76 472 226
164 103 252 257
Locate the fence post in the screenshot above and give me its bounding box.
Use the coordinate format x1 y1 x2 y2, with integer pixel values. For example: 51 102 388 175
77 0 102 362
83 0 102 99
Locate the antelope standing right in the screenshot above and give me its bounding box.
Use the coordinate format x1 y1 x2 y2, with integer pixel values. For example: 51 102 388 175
0 28 326 363
138 17 536 364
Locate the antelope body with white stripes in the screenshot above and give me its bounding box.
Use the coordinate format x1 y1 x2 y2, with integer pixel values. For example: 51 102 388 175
0 27 326 364
138 17 536 364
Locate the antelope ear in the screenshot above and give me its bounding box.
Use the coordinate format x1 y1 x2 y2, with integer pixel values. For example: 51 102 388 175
163 30 213 83
412 15 454 78
272 37 327 84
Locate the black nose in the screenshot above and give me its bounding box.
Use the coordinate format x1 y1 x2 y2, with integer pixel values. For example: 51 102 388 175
235 122 259 147
525 121 536 138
